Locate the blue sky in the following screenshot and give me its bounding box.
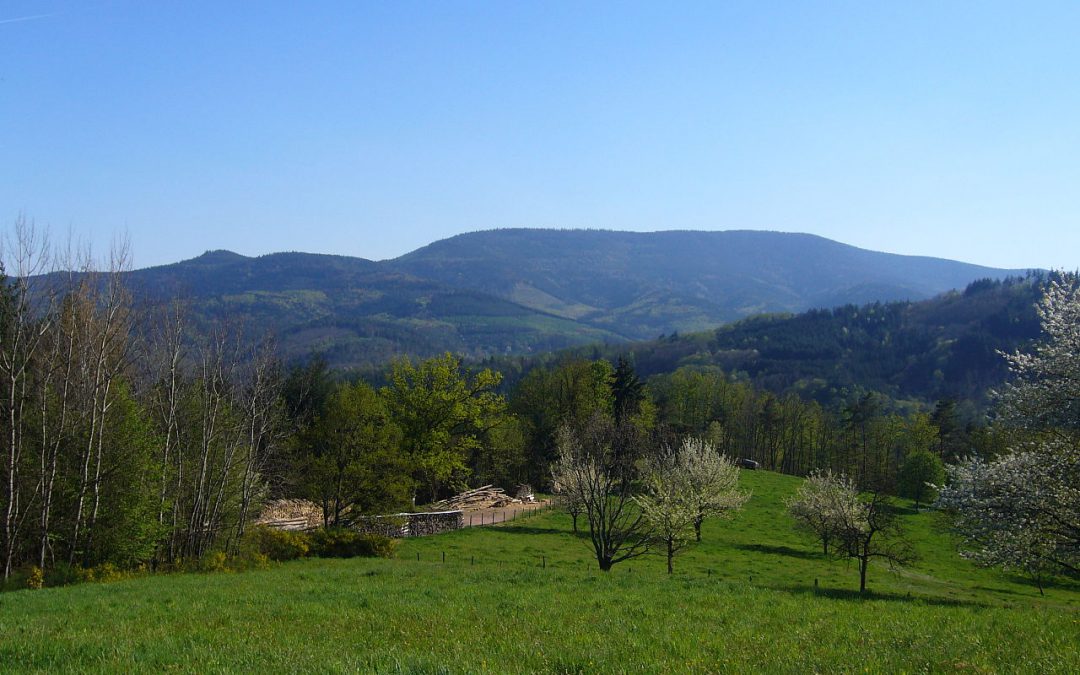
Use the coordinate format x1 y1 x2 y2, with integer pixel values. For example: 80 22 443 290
2 1 1078 270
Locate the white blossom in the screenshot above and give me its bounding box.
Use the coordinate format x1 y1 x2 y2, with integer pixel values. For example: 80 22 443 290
786 469 865 556
938 277 1080 579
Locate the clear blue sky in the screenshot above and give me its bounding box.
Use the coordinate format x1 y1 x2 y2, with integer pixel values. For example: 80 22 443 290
2 1 1078 270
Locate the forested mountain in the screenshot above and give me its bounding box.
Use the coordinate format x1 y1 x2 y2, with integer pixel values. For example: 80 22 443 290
521 275 1046 407
113 229 1026 369
390 229 1027 339
123 250 620 368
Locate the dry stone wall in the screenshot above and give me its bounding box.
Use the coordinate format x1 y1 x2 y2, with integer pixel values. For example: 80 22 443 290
355 510 464 538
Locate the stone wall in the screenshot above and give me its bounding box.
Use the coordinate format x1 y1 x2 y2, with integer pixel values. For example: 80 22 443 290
354 510 464 538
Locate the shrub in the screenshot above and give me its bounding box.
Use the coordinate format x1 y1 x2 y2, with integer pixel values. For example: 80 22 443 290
198 551 230 573
361 533 399 559
26 566 44 590
247 526 311 561
44 562 85 588
309 528 398 559
94 562 124 582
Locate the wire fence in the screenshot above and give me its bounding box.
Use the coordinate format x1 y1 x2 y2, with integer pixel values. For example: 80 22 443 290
463 499 554 528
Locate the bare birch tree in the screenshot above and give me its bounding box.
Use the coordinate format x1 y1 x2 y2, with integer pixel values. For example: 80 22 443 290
0 218 52 579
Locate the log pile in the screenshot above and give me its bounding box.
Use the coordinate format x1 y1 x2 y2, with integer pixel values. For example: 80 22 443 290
254 499 323 531
515 484 537 503
430 485 521 511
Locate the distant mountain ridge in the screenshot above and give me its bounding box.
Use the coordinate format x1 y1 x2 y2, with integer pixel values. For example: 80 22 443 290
117 229 1030 368
124 249 619 368
388 229 1027 338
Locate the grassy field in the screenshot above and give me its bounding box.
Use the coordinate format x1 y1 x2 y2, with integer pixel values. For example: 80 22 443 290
1 470 1077 673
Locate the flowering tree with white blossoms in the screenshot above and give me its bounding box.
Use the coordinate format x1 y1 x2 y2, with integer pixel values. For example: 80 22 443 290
634 445 697 574
787 469 913 593
676 437 749 543
634 438 749 573
786 469 862 556
937 277 1080 586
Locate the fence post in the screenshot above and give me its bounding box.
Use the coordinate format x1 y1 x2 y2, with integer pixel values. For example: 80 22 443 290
442 551 446 564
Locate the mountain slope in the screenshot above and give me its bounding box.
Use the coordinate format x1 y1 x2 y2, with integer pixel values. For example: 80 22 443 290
114 229 1030 370
390 229 1026 339
537 275 1046 406
125 251 622 368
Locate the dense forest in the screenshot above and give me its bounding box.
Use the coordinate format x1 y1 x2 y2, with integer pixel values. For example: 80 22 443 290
0 232 1061 583
482 273 1049 408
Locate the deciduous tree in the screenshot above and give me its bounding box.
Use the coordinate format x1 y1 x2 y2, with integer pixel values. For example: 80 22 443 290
786 469 860 556
836 488 915 594
300 382 408 526
551 415 653 571
382 353 506 503
938 277 1080 579
676 437 748 542
897 449 944 510
635 445 696 573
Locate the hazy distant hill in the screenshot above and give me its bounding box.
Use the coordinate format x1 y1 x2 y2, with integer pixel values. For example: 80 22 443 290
117 229 1028 369
390 229 1025 339
125 250 621 368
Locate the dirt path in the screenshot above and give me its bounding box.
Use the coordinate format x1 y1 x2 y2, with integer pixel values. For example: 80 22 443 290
460 499 553 527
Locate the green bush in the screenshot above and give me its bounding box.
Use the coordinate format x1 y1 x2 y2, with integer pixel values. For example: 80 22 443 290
26 566 44 590
308 528 398 559
43 563 85 588
241 526 397 562
198 552 230 573
248 526 311 561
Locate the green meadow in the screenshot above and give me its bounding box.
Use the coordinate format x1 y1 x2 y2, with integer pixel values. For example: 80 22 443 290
2 471 1077 673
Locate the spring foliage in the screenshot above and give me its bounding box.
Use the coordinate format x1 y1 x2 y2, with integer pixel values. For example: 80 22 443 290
786 470 862 556
938 278 1080 580
635 438 748 573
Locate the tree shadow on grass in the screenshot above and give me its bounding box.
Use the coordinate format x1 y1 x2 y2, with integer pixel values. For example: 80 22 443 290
734 543 821 560
1000 572 1080 594
776 584 990 608
492 525 591 540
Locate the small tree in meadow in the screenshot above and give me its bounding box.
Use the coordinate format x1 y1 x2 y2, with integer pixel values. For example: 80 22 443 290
635 446 696 574
897 449 944 509
677 437 749 542
635 438 749 573
551 417 653 571
552 466 586 533
789 470 914 593
836 488 916 594
786 469 860 556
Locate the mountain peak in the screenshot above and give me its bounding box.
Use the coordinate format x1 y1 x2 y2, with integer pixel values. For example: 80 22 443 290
192 249 248 263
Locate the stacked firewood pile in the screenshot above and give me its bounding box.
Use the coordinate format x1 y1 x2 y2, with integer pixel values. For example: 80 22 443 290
430 485 523 511
515 484 537 503
254 499 323 531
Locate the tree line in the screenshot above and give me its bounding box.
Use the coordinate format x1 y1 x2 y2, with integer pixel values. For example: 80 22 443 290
3 223 1074 593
